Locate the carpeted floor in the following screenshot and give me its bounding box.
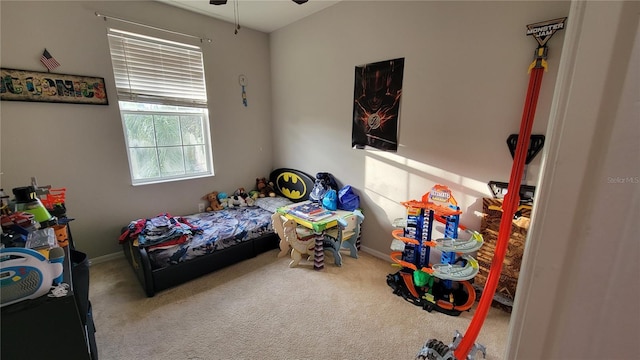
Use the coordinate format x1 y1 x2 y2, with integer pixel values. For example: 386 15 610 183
89 250 510 360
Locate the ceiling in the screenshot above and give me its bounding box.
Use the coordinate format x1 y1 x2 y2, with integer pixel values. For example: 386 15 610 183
156 0 342 33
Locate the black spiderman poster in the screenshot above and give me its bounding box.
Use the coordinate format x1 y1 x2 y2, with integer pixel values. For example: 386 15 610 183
352 58 404 151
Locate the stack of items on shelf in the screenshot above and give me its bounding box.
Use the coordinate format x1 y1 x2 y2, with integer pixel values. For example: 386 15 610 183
1 184 70 252
0 182 74 307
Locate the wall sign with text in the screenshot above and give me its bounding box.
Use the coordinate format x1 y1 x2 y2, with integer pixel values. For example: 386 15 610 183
0 68 108 105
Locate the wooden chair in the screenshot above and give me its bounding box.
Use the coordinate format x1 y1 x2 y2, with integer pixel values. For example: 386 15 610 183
324 209 364 264
339 209 364 259
273 210 364 267
272 212 316 266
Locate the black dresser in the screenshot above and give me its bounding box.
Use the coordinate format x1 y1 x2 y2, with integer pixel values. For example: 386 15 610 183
1 245 98 359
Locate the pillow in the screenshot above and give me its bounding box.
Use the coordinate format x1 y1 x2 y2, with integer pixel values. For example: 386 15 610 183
254 196 293 213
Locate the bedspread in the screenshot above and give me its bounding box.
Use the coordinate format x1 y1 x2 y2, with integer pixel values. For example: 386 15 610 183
146 206 274 269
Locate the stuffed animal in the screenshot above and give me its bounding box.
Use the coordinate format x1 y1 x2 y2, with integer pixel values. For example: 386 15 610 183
234 187 248 199
218 192 229 209
202 191 223 211
228 188 248 208
256 177 276 198
227 196 247 208
245 197 256 207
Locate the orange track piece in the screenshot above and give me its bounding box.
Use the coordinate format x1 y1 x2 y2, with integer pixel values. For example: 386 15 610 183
454 54 548 360
400 271 420 299
391 228 437 247
401 200 462 217
390 251 417 270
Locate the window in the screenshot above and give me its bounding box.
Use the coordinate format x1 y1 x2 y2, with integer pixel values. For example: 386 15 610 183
107 29 213 185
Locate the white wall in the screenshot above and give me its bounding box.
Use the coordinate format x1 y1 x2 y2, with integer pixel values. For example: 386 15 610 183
508 1 640 358
2 0 637 359
270 0 569 257
271 1 639 359
0 1 273 259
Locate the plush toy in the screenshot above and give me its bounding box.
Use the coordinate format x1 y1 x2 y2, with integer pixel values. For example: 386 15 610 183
228 188 248 208
219 198 229 209
228 196 247 208
202 191 223 211
256 177 276 198
245 197 256 207
235 187 248 199
218 192 229 209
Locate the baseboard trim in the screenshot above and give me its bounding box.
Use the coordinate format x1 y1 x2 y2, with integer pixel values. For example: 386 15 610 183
360 246 389 261
90 251 124 265
90 247 388 266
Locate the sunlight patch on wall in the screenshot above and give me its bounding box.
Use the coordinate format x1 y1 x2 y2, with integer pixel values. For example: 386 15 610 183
364 155 409 200
366 151 490 195
364 151 492 229
404 158 489 196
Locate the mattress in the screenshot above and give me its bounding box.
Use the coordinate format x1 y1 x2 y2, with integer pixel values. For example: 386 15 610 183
146 206 275 269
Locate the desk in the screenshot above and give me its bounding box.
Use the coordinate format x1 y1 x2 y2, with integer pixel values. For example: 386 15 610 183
1 246 96 360
277 201 354 271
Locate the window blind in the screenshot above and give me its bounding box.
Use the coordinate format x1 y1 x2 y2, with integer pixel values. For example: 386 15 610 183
107 29 207 107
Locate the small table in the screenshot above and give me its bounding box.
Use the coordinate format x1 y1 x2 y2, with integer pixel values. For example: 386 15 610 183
277 201 354 270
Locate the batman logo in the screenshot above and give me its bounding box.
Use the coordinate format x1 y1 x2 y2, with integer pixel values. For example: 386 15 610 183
276 172 307 200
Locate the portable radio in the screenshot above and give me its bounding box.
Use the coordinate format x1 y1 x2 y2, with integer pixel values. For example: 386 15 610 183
0 247 65 307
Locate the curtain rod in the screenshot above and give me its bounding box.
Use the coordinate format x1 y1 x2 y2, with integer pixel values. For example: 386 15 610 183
95 12 212 43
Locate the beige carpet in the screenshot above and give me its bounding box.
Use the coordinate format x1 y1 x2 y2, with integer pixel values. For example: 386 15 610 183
89 250 510 360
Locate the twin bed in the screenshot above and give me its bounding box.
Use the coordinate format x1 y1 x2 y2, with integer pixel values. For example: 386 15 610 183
120 169 315 297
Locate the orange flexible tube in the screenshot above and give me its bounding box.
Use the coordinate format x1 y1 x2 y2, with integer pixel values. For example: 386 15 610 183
454 64 546 359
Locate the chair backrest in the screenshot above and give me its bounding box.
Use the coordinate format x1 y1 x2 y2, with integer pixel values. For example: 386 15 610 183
271 213 287 242
341 210 364 242
341 214 357 240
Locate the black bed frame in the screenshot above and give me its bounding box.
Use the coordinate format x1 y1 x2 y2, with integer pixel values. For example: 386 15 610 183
122 168 315 297
122 233 279 297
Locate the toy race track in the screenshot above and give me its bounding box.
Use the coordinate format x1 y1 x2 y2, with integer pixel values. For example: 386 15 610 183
386 184 484 316
415 17 567 360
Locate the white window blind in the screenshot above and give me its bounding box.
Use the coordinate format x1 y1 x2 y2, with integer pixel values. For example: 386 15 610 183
107 28 207 107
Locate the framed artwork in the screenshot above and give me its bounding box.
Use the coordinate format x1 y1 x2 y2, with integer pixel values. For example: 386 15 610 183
0 68 108 105
352 58 404 151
